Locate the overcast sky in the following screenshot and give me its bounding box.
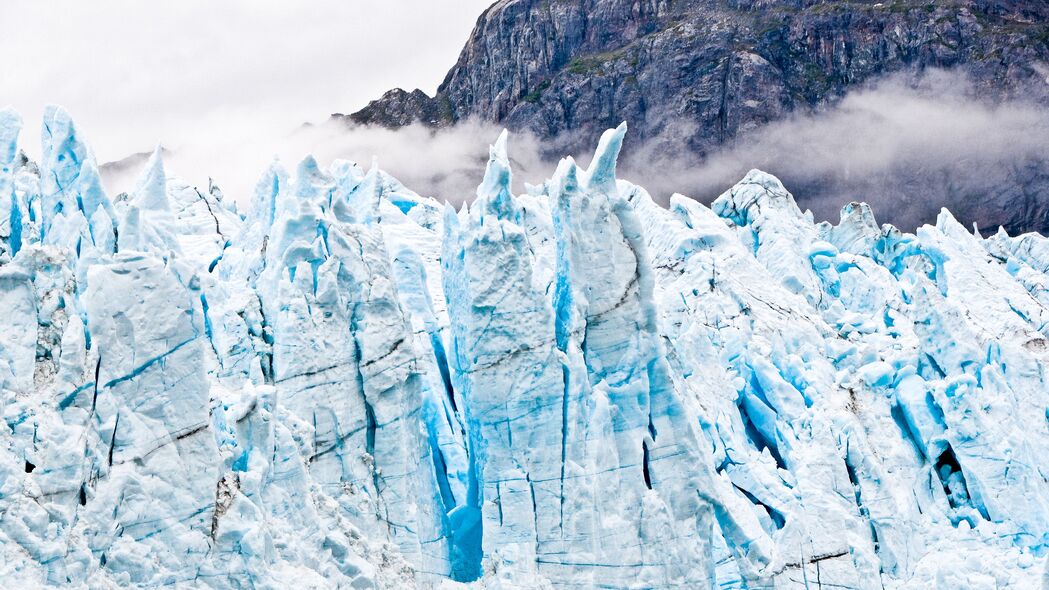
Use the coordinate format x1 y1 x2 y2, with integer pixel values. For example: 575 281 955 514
0 0 492 194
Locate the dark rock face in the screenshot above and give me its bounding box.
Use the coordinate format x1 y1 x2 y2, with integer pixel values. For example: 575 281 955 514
349 0 1049 233
340 88 450 127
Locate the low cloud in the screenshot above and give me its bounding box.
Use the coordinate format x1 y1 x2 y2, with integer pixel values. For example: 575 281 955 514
620 69 1049 233
100 118 543 206
104 69 1049 234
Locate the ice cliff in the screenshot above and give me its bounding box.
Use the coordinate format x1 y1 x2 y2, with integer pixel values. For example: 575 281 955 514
0 107 1047 589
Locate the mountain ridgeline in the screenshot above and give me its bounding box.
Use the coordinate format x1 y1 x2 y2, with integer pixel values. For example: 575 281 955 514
343 0 1049 234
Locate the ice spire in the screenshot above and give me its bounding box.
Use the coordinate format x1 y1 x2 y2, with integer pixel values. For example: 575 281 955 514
828 201 880 255
0 109 23 259
217 158 288 285
0 107 20 168
552 156 581 201
118 146 181 255
291 155 331 208
344 157 383 224
39 106 116 249
475 129 517 222
248 158 288 230
585 121 627 194
329 159 365 222
257 155 331 298
134 146 170 212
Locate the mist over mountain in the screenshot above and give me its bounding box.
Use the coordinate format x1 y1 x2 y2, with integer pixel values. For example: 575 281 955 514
345 0 1049 233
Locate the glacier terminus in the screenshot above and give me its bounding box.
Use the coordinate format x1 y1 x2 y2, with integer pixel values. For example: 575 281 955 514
0 106 1047 589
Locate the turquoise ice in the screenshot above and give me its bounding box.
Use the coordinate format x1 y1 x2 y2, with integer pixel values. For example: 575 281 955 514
0 109 1046 589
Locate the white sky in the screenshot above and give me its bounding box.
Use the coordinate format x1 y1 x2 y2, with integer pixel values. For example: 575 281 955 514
0 0 493 197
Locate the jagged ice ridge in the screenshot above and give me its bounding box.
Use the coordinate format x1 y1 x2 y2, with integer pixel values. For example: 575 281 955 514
0 106 1047 589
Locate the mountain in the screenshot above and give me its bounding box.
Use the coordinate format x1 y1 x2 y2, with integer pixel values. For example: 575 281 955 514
344 0 1049 234
2 107 1048 588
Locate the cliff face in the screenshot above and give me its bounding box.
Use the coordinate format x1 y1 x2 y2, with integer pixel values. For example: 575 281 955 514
347 0 1049 233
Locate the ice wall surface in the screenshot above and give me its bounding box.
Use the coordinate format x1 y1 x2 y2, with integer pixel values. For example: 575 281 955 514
0 108 1047 589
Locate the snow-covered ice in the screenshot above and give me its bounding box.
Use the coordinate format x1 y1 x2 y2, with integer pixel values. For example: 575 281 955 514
0 108 1046 589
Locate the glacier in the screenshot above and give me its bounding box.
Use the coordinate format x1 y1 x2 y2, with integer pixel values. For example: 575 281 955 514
0 106 1047 589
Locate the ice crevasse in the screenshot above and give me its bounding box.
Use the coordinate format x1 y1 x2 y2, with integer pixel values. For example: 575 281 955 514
0 106 1047 589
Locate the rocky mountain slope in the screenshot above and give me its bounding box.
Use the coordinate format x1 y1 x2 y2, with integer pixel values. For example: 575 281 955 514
345 0 1049 234
1 107 1048 588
